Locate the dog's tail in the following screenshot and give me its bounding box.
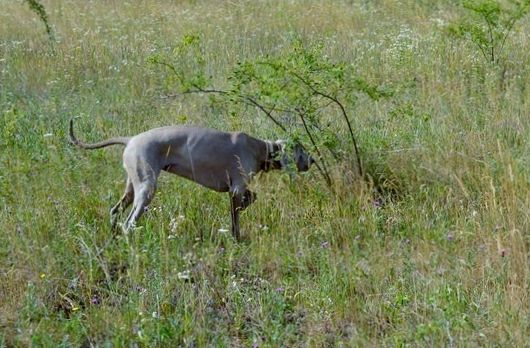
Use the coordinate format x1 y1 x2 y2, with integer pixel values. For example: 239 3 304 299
69 119 131 150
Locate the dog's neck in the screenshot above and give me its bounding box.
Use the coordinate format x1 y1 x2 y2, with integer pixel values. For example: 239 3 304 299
261 141 282 172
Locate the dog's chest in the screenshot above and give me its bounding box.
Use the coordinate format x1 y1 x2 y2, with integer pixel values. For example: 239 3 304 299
162 162 231 192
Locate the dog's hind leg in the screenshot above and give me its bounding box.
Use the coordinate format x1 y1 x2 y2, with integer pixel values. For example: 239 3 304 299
123 180 157 232
110 178 134 230
121 156 160 232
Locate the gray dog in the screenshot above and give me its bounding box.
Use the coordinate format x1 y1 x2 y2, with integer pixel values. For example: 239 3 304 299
69 119 313 239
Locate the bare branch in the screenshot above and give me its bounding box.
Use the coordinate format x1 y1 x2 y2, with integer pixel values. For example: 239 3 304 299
239 96 287 132
162 84 288 133
288 71 364 177
296 108 333 188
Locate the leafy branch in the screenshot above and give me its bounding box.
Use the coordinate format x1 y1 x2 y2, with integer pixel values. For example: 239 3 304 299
150 36 390 188
448 0 530 64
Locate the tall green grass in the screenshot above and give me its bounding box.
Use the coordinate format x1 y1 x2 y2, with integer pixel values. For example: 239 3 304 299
1 0 529 346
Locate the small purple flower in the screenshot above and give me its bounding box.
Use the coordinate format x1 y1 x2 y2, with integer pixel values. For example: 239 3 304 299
275 287 284 293
446 233 454 241
90 295 101 305
321 241 329 249
372 199 382 208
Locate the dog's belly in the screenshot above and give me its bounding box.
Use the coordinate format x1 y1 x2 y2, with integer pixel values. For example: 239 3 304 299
163 163 231 192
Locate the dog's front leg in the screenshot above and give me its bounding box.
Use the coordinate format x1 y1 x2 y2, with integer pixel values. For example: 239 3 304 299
241 190 256 209
229 189 256 241
230 193 242 240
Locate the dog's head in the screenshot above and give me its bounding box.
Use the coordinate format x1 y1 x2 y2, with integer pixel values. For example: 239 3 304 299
275 140 314 172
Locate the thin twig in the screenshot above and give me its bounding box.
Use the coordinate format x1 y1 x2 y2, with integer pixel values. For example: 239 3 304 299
296 108 333 188
288 71 364 177
486 20 495 63
162 85 288 133
496 4 528 62
240 95 287 132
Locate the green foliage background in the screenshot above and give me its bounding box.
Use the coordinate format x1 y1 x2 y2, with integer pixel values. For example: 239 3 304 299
1 0 529 346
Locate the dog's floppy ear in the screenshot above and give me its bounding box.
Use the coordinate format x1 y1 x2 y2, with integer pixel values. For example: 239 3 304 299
273 139 285 157
274 140 290 169
273 139 285 153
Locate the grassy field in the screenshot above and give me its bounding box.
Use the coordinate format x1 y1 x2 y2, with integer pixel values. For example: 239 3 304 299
1 0 529 346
